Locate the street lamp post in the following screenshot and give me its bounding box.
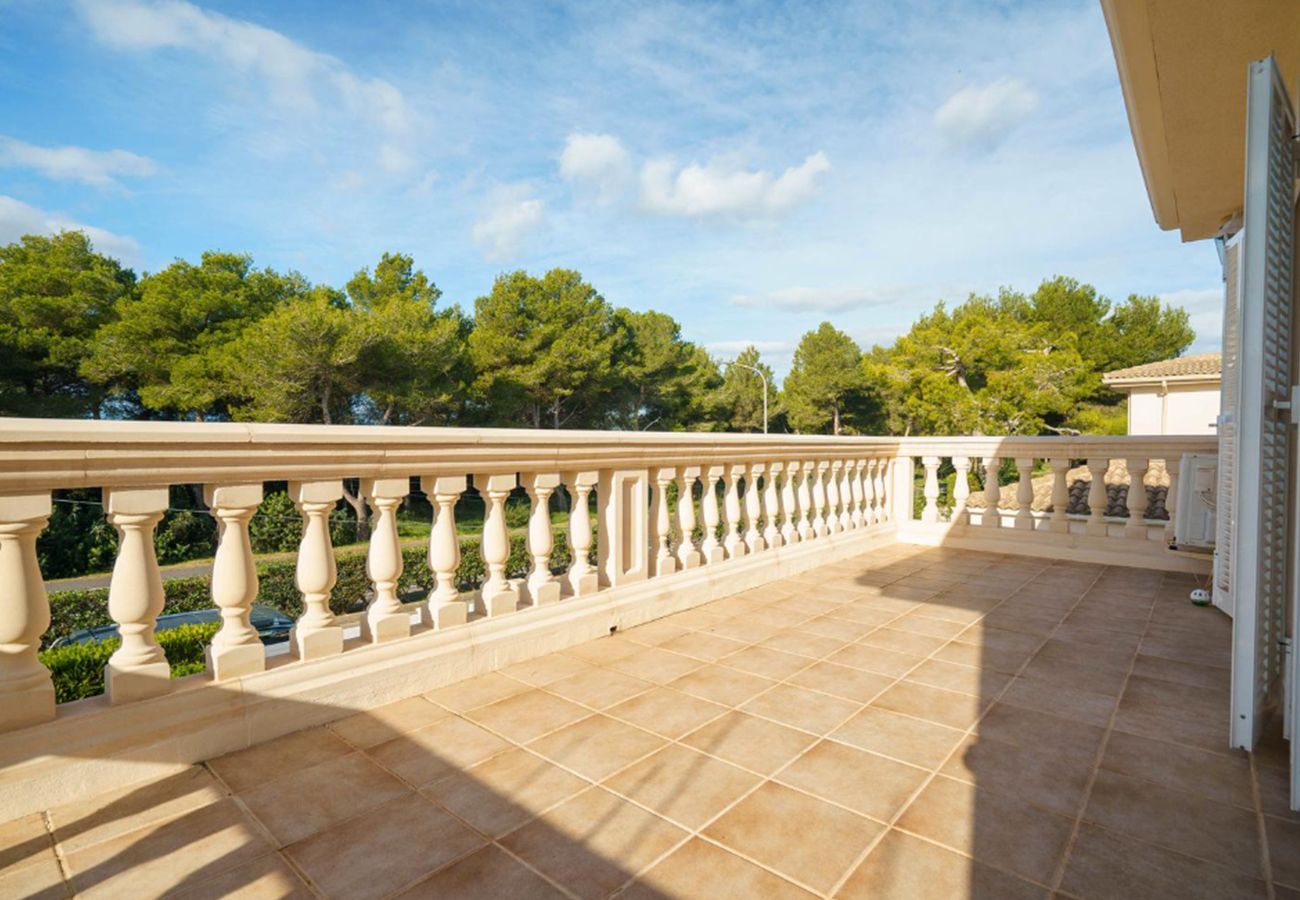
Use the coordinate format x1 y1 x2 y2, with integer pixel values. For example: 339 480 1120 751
725 361 769 434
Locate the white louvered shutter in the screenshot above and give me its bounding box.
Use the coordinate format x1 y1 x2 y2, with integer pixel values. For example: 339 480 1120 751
1228 56 1297 758
1214 233 1242 617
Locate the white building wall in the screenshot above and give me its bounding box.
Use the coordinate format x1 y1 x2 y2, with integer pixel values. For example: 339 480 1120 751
1125 384 1219 435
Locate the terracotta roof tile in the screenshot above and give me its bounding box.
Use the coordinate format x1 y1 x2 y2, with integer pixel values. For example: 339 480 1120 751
1102 352 1221 382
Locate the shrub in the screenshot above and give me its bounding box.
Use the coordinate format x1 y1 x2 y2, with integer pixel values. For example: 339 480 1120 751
155 509 216 564
39 622 220 703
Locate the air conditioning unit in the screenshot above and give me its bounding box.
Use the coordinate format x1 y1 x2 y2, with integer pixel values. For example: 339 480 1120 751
1173 453 1218 549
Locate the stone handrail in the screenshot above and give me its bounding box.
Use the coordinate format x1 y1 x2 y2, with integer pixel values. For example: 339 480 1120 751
0 418 902 734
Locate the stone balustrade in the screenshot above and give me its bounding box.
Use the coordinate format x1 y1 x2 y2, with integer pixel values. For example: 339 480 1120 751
0 419 901 735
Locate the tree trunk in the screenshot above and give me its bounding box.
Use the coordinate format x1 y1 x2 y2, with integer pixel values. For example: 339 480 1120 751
342 480 371 542
832 404 841 436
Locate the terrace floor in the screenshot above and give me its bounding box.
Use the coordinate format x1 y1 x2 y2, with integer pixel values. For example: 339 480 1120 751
3 546 1297 900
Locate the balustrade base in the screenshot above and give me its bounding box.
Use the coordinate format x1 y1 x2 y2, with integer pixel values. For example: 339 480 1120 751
568 571 599 597
652 557 678 578
703 547 726 565
290 625 344 661
677 550 703 569
746 537 768 554
361 611 410 644
206 643 266 681
480 587 519 617
106 660 171 705
0 676 53 732
522 580 561 606
426 601 468 629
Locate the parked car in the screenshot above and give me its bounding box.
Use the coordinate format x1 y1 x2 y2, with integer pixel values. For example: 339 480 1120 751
51 604 295 648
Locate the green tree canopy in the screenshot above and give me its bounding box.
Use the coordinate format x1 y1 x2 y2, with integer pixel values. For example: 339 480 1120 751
608 309 719 430
469 269 622 428
0 232 134 417
783 322 869 434
712 345 777 433
84 252 299 419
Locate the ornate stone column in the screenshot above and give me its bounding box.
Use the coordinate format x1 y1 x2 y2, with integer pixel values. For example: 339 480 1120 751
951 457 971 527
743 464 765 553
1048 458 1071 534
1085 459 1110 537
361 477 411 642
0 493 54 730
476 473 519 616
650 467 678 577
675 467 703 569
289 480 345 658
797 462 815 541
701 465 725 564
722 465 745 558
1126 458 1150 540
780 461 799 544
825 460 843 534
523 472 562 605
762 462 782 549
920 456 941 524
812 462 829 537
1014 458 1035 530
205 483 265 679
422 474 468 628
103 487 171 704
565 471 599 595
981 457 1001 529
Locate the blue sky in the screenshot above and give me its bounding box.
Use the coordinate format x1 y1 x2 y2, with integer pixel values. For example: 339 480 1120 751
0 0 1222 374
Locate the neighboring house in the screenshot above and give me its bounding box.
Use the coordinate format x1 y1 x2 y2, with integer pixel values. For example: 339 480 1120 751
1102 352 1221 435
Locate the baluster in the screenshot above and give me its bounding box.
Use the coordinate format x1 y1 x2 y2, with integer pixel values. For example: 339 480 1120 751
825 461 842 534
852 460 863 530
422 475 468 628
1014 458 1035 530
565 471 599 595
0 493 54 730
1163 457 1180 542
781 462 800 544
951 457 971 526
476 473 519 616
675 467 703 569
1048 458 1071 533
812 462 829 537
651 467 678 577
523 473 562 605
796 462 814 539
103 487 171 704
920 456 941 524
205 484 265 679
744 464 765 553
876 459 889 523
700 465 724 563
980 457 1000 529
838 460 854 531
763 462 782 549
287 481 345 658
863 459 878 525
1126 458 1150 540
361 478 411 641
723 465 746 558
1085 459 1110 537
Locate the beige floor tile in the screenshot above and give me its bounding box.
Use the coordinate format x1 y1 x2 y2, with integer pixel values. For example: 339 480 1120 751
0 812 53 873
1082 769 1263 877
1101 730 1253 809
1267 815 1300 890
1060 822 1268 900
327 696 449 749
368 716 512 787
501 787 686 899
622 619 694 646
942 735 1094 817
563 636 645 665
421 746 588 838
975 702 1106 764
0 847 66 900
838 829 1043 900
1130 652 1228 690
46 767 224 856
931 639 1033 674
741 682 860 735
872 680 989 730
606 686 728 739
602 646 705 684
891 614 967 639
396 845 567 899
602 744 762 830
167 852 311 899
463 688 591 744
857 627 948 657
775 740 926 821
905 657 1010 697
830 706 965 769
667 664 776 707
63 799 270 899
286 793 484 899
796 615 875 642
896 774 1073 884
1000 676 1117 727
721 644 815 680
760 629 845 659
424 671 529 712
825 604 899 626
954 622 1047 653
526 714 665 782
500 652 593 686
208 727 352 794
543 667 654 710
702 617 781 644
705 781 882 893
239 752 410 847
1018 652 1129 696
825 642 926 677
682 711 817 775
658 630 750 662
748 606 817 629
786 659 894 703
621 837 815 900
1120 673 1229 725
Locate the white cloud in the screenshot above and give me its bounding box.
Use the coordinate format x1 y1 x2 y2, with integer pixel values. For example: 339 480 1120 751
76 0 412 136
934 77 1040 151
729 286 898 314
472 186 545 261
0 136 158 189
640 151 830 218
0 195 141 262
560 133 633 202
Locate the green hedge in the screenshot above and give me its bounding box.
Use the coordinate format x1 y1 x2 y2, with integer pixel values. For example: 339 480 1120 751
44 528 587 649
39 622 220 703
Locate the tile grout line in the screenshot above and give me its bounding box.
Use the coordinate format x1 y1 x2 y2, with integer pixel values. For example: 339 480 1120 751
38 809 75 899
1249 753 1278 900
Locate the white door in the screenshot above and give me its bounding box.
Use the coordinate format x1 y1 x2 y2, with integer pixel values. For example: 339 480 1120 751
1228 57 1297 773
